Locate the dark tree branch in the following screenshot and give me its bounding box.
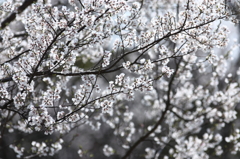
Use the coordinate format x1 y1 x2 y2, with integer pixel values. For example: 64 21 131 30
27 18 75 84
121 57 182 159
0 16 222 84
0 49 30 66
78 0 85 9
28 8 110 84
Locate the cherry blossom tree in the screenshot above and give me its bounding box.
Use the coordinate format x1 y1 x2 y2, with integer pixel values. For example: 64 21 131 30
1 0 240 158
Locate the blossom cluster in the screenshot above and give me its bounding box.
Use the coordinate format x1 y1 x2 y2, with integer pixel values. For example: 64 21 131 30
0 0 240 158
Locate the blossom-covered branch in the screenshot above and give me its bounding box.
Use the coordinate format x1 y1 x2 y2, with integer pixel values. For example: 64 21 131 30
0 0 240 158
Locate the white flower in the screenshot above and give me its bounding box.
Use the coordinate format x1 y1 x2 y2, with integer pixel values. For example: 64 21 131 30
13 92 26 109
123 61 131 70
162 66 174 77
207 53 218 64
103 145 114 157
78 149 83 157
101 100 113 114
145 147 156 159
102 51 112 67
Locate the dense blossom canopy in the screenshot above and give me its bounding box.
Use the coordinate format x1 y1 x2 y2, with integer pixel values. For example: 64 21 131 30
1 0 240 158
